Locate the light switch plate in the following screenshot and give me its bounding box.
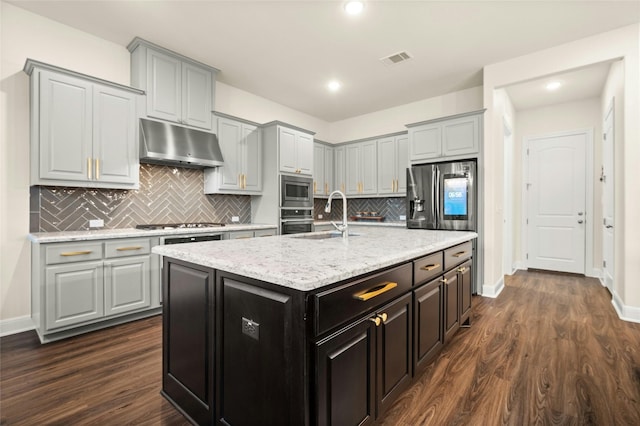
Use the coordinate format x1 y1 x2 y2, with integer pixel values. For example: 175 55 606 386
318 214 323 219
89 219 104 228
231 216 240 223
399 215 406 220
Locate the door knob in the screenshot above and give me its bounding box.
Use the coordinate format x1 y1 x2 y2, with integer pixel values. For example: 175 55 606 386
578 212 584 216
578 220 584 224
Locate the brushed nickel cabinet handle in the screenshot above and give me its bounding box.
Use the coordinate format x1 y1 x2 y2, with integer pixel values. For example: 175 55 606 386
452 251 467 258
420 263 441 271
116 246 143 251
95 158 100 180
87 158 92 180
61 250 93 256
353 281 398 301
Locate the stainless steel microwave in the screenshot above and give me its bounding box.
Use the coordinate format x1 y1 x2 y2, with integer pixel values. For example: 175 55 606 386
281 175 313 208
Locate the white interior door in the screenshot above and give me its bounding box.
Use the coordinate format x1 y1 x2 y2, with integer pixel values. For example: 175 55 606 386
526 132 587 274
602 101 615 292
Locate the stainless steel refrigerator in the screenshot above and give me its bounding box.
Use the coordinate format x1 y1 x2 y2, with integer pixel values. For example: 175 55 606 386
407 160 478 292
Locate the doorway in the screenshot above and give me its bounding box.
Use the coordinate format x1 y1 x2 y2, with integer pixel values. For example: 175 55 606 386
522 129 593 274
503 118 513 275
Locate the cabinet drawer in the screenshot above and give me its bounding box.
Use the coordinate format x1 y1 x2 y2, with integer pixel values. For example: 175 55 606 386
413 251 443 286
45 242 103 265
228 231 254 240
314 263 412 336
105 238 151 258
444 242 472 270
254 229 276 238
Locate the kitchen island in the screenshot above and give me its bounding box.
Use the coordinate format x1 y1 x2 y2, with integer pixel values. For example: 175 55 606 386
153 227 477 425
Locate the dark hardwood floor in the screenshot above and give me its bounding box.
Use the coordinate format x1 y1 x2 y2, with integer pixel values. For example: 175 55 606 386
1 270 639 425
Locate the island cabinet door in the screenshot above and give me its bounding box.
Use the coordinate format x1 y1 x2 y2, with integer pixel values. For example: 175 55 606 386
162 260 215 426
376 293 413 418
458 259 473 327
413 277 444 376
444 269 460 343
315 318 376 426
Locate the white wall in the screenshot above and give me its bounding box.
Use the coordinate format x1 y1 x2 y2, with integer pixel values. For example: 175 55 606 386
483 24 640 319
329 86 483 142
513 98 602 273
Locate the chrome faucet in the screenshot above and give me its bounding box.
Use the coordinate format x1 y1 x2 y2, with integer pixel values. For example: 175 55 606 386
324 190 348 239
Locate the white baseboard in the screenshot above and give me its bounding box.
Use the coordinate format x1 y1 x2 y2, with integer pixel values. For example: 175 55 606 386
612 291 640 324
482 276 504 298
0 315 35 337
513 261 526 272
586 267 601 279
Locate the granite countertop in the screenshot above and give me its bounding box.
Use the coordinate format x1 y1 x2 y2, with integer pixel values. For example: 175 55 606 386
153 227 477 292
28 223 278 243
315 220 406 228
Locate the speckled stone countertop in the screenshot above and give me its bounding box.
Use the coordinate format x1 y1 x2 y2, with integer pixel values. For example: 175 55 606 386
314 220 406 228
28 224 277 243
153 227 477 292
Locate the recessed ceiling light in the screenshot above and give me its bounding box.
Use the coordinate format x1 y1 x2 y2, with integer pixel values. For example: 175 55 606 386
344 1 364 15
546 81 562 91
328 80 341 92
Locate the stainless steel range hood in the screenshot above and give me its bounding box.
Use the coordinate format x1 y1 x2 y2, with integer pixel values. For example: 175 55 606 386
139 118 224 168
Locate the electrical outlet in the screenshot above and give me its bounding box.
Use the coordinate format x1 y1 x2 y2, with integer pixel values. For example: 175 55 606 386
318 214 323 219
399 215 406 221
242 317 259 341
231 216 240 223
89 219 104 228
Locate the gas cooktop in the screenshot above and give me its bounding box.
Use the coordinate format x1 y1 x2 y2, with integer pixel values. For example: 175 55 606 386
135 222 226 230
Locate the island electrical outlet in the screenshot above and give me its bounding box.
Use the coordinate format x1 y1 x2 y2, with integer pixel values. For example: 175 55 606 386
242 317 259 341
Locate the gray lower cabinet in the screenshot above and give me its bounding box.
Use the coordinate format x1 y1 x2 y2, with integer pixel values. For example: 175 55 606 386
24 60 142 189
32 237 161 343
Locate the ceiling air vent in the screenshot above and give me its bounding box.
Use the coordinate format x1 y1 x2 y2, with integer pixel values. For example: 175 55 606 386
380 51 413 66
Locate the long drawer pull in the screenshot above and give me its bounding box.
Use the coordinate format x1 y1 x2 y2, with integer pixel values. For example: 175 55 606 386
452 251 468 258
420 263 441 271
235 236 252 239
61 250 93 256
354 281 398 301
116 246 144 251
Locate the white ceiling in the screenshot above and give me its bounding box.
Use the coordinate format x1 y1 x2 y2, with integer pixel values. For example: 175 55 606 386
7 0 640 122
505 61 615 111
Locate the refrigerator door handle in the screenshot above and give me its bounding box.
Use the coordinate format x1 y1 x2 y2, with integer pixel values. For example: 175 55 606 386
432 166 439 225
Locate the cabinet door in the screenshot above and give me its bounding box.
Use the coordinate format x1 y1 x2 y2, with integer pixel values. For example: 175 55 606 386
377 137 396 195
242 123 262 192
313 144 325 196
414 278 444 375
93 85 138 185
345 144 361 195
104 256 151 316
217 118 243 190
219 278 294 425
360 140 377 195
38 70 93 182
182 62 213 130
45 261 104 330
334 146 346 193
324 145 334 195
146 49 182 124
376 293 412 418
444 269 460 343
458 259 473 325
396 135 409 194
442 115 479 157
409 123 441 162
316 319 375 426
278 127 298 174
296 132 314 175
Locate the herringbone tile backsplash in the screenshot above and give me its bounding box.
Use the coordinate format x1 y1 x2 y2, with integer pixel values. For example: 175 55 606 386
31 164 251 232
315 197 406 222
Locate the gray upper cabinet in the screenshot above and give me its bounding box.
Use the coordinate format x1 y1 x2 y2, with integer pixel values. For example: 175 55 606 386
204 114 262 194
345 140 377 196
128 37 218 130
25 60 142 190
408 110 484 163
313 142 334 197
334 146 346 194
377 135 408 196
276 125 314 175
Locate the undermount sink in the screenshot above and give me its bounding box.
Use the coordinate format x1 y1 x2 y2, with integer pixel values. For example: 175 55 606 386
294 231 361 240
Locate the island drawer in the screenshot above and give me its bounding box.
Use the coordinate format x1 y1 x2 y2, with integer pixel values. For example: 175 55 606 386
444 241 472 270
104 238 151 258
45 242 103 265
313 263 412 336
413 252 444 286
